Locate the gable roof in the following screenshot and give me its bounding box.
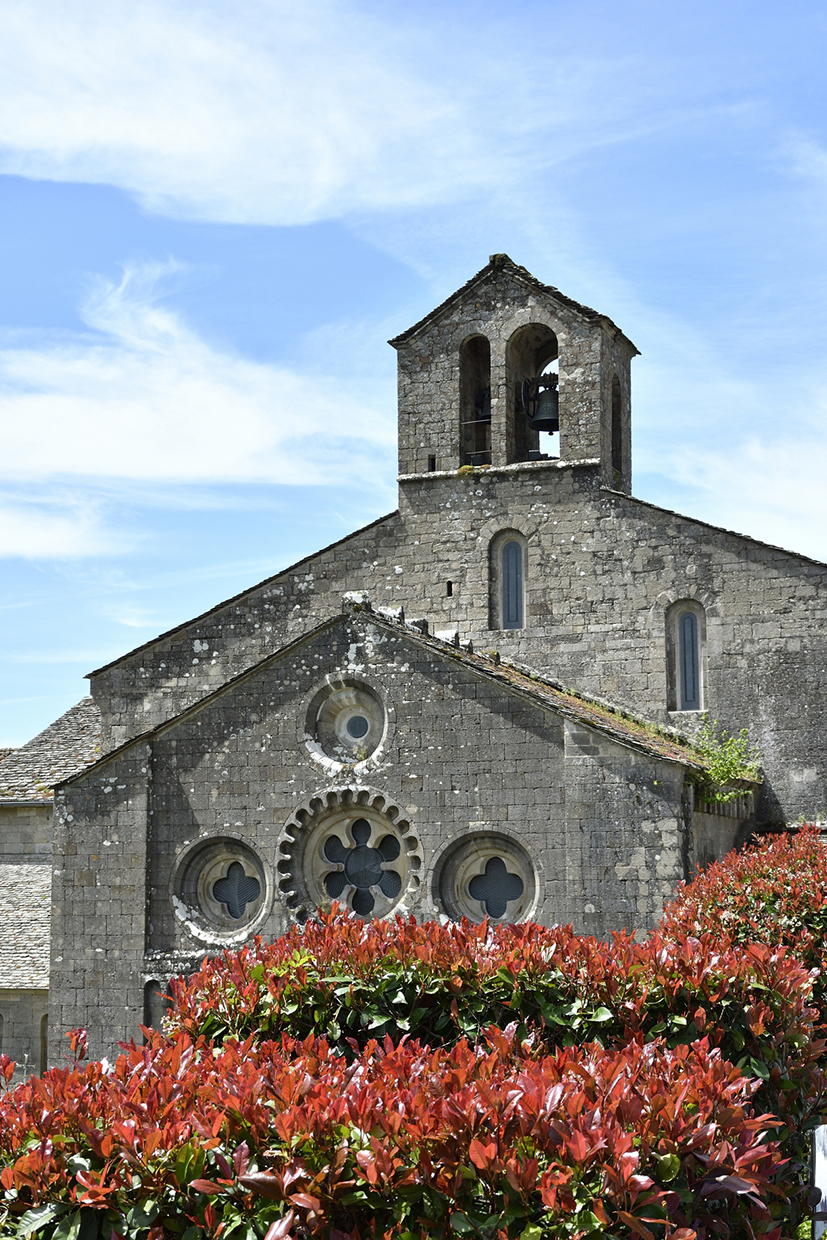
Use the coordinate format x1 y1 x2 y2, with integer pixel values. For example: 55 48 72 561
388 254 639 354
0 698 101 803
59 603 708 790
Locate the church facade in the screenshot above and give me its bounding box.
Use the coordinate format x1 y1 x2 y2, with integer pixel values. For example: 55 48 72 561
2 255 826 1067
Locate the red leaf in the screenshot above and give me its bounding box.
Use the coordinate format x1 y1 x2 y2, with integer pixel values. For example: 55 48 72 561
239 1172 284 1200
190 1179 228 1195
264 1213 296 1240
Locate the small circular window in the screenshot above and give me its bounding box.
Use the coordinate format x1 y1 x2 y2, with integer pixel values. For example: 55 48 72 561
306 679 385 763
434 833 536 924
171 838 270 942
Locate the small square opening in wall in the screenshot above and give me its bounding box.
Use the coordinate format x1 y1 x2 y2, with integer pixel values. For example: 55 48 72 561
428 455 437 471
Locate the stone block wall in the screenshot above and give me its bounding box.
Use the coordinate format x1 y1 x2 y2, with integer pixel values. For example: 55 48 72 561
0 804 52 861
0 989 48 1080
49 748 150 1064
56 611 693 1060
88 458 827 826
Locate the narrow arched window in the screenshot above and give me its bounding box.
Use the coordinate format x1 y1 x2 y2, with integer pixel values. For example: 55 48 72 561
39 1013 48 1075
502 540 523 629
666 600 705 712
611 375 622 481
679 611 700 709
459 335 491 466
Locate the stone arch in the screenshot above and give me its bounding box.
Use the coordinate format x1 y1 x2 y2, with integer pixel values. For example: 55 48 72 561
489 529 529 630
505 322 559 464
665 598 707 712
459 334 491 466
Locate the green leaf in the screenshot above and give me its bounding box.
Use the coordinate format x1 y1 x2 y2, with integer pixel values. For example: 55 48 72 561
51 1213 82 1240
15 1204 70 1238
520 1224 544 1240
65 1154 92 1176
450 1212 476 1234
125 1199 160 1229
655 1151 682 1182
588 1006 613 1023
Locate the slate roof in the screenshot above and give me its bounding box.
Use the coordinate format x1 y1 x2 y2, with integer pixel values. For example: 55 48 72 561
0 863 50 987
388 254 639 353
0 698 101 803
364 607 707 769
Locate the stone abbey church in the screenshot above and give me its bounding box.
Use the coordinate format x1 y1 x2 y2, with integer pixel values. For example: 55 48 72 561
2 254 827 1070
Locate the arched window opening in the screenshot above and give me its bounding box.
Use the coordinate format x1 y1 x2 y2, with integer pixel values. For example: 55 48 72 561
679 611 700 710
459 335 491 466
611 375 622 484
666 601 705 712
505 323 559 464
144 980 170 1034
502 541 523 629
39 1013 48 1076
490 533 526 630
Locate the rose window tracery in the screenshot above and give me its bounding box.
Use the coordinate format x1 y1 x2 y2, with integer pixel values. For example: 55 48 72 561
467 856 524 919
278 789 421 921
212 861 262 920
322 818 402 915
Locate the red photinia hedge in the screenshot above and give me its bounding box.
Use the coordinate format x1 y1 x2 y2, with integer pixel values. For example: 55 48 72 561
660 825 827 988
0 1026 796 1240
167 909 824 1161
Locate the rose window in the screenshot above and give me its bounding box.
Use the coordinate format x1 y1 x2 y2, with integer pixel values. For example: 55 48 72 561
322 818 402 916
171 837 270 942
277 790 421 921
305 679 386 764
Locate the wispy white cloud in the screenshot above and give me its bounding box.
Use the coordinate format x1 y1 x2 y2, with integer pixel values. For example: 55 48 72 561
0 0 709 226
0 492 122 558
0 260 396 489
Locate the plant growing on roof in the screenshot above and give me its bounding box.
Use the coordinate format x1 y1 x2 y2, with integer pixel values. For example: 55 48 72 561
694 715 762 802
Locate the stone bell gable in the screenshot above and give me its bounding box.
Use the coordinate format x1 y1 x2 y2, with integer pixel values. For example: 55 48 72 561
51 602 721 1061
389 253 638 490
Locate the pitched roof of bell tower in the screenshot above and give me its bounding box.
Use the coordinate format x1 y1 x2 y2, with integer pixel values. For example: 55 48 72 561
389 254 638 354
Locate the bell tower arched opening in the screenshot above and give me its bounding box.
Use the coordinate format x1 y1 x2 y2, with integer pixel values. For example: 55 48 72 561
505 324 559 464
611 375 623 486
459 335 491 466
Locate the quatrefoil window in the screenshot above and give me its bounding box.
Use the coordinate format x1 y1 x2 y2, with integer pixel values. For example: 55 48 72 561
322 817 402 916
212 861 261 920
468 856 524 919
434 833 536 924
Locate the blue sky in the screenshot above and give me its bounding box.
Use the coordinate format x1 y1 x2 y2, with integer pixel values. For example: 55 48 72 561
2 0 827 745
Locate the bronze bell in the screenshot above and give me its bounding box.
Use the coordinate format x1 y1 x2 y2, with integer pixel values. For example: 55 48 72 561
528 379 559 433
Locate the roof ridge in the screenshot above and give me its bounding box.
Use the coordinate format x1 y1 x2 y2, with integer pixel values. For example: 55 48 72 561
388 254 637 352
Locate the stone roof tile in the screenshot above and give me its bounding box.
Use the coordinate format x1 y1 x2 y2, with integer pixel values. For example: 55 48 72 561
0 698 101 803
0 864 50 988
